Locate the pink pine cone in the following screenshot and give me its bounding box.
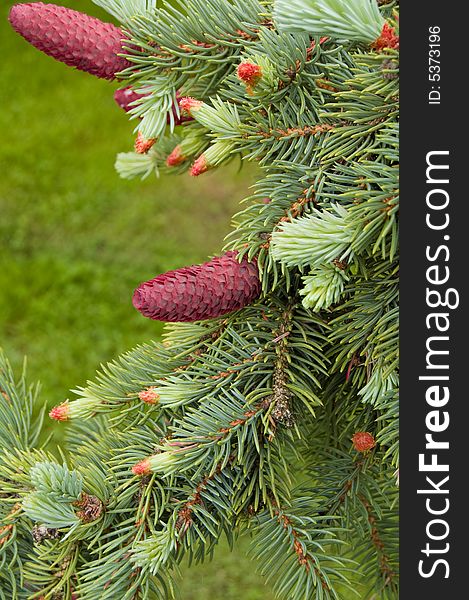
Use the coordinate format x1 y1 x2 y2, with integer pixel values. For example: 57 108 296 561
9 2 131 80
114 87 147 112
133 251 261 322
114 88 194 127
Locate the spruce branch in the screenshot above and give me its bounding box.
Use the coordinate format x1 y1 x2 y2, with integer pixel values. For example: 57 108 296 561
92 0 158 27
250 495 354 600
271 204 355 269
274 0 385 44
0 350 46 452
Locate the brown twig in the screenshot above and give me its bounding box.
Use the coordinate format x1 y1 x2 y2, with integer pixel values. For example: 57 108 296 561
273 504 331 590
261 188 316 249
175 464 224 539
359 495 397 584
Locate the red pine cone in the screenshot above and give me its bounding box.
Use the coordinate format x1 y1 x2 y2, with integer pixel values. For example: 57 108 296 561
133 251 261 322
115 88 194 128
114 87 147 112
9 2 131 80
352 431 376 453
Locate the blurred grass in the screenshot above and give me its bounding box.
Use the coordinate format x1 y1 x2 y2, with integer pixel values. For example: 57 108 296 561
0 3 364 598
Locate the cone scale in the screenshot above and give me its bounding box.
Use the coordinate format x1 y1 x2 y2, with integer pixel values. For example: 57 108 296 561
133 251 261 322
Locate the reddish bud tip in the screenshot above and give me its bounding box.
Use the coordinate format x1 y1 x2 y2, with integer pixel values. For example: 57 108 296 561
237 62 262 87
352 432 376 453
171 93 194 125
372 23 399 51
166 145 185 167
49 401 70 422
138 387 160 405
190 154 208 176
135 132 156 154
132 458 152 476
178 97 203 115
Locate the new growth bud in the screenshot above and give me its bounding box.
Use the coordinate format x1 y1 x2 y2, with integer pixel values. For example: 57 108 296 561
190 154 208 177
132 458 152 476
179 97 203 116
237 62 263 89
166 145 185 167
372 23 399 51
166 130 208 168
147 451 178 475
172 92 195 125
49 401 70 422
138 387 160 405
132 452 178 476
135 132 156 154
188 140 234 177
352 431 376 453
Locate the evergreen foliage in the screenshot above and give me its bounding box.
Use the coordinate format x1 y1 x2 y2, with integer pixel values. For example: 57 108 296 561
2 0 399 598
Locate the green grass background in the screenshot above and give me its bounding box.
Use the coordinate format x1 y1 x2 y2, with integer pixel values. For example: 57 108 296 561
0 3 362 598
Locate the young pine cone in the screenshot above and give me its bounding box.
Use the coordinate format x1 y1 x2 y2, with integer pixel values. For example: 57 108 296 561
114 87 147 112
114 88 194 128
133 251 261 322
9 2 131 80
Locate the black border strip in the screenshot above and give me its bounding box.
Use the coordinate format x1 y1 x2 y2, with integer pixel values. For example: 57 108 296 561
400 3 467 595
